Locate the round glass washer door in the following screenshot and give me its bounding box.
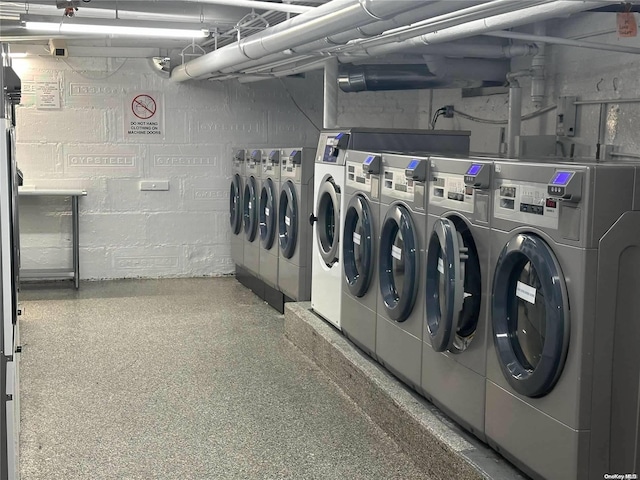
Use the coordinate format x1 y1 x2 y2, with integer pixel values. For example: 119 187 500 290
315 176 340 266
259 178 277 250
378 203 419 322
243 176 258 242
229 174 243 235
279 180 298 259
492 232 570 398
425 216 481 354
343 193 374 297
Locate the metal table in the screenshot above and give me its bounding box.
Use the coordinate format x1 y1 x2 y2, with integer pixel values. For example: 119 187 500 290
18 188 87 289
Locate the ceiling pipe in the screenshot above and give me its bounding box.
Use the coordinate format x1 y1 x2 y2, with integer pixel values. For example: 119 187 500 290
351 1 609 58
171 1 448 81
218 0 539 77
206 0 545 80
216 0 466 75
484 30 640 55
179 0 313 15
335 0 547 54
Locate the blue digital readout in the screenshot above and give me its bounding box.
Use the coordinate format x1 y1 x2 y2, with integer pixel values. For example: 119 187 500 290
335 132 345 139
364 155 374 165
551 171 573 186
407 159 420 170
466 164 482 176
290 150 298 157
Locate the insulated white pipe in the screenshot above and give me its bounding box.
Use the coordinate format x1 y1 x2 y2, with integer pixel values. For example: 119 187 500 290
485 29 640 55
507 83 523 158
358 1 608 58
530 22 546 108
171 1 442 81
220 0 451 74
339 42 538 60
324 58 339 129
180 0 313 14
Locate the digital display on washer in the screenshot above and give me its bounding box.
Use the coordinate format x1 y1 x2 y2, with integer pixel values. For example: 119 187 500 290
364 155 375 165
550 171 574 186
466 164 483 176
407 159 420 170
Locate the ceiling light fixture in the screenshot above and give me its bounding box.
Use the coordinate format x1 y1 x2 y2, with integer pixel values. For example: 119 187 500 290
22 15 209 39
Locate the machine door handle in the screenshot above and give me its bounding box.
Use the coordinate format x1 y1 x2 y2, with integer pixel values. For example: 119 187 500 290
309 214 317 226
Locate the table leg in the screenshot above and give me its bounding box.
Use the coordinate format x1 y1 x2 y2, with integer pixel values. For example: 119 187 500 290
72 195 79 289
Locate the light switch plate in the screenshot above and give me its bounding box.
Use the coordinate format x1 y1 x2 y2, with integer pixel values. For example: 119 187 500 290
140 180 169 191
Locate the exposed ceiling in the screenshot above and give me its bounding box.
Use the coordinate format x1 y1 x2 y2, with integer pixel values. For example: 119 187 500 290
1 0 639 88
0 0 325 49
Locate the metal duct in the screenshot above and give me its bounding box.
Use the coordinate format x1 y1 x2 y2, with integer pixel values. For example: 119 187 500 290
337 63 505 92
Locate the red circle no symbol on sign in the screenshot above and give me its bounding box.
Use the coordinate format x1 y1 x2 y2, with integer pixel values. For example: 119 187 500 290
132 94 157 119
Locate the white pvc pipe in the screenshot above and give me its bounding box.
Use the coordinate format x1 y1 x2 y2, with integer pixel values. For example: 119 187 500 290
507 82 523 158
485 30 640 55
171 1 445 81
324 58 339 129
359 1 608 58
530 22 546 108
181 0 313 14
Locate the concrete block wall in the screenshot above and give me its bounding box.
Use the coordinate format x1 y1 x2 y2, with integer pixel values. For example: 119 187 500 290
12 56 323 280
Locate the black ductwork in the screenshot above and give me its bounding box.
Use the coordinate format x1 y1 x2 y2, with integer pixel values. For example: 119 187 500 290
338 63 506 93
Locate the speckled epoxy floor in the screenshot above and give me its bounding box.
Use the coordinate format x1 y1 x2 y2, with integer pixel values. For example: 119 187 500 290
18 277 432 480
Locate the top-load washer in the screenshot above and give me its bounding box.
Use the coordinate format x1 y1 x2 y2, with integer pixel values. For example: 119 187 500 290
376 154 429 390
258 149 281 289
421 156 492 442
341 150 382 358
230 148 245 270
243 149 262 276
277 147 315 301
312 128 471 331
486 160 640 479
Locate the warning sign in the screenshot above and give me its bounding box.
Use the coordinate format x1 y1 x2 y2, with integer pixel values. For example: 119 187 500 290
125 92 163 141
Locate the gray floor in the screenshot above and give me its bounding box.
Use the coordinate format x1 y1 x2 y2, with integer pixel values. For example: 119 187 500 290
18 278 431 480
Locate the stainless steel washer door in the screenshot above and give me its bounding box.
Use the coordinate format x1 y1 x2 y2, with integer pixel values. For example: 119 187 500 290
259 178 277 250
315 175 341 266
243 175 258 242
343 193 374 298
492 233 570 398
230 174 243 235
425 216 481 354
378 204 418 322
279 180 298 259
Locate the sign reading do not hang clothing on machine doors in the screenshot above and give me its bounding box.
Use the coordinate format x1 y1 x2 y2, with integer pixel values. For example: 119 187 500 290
125 92 164 142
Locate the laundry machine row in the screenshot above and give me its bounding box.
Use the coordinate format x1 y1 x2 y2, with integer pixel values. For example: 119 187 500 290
229 146 315 312
312 128 471 331
337 151 640 480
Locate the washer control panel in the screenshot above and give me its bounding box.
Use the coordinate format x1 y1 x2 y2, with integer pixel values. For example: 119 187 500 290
382 166 416 202
430 172 474 214
281 149 302 181
494 180 560 229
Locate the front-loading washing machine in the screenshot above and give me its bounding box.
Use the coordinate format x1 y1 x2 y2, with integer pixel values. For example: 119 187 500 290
376 154 429 390
258 148 281 289
230 148 245 270
277 148 315 301
486 160 640 479
311 128 472 331
420 156 492 442
243 149 262 277
341 150 382 358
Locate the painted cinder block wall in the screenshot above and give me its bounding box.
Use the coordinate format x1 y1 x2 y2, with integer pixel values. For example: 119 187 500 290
14 12 640 280
13 56 322 279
